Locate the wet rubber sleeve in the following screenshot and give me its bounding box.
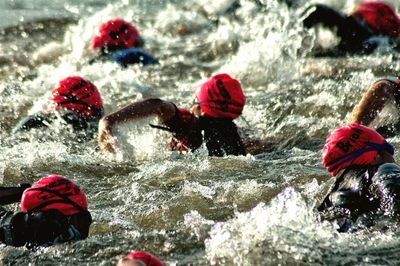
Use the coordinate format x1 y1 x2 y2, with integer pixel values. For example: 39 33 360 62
12 113 53 133
370 163 400 216
302 4 374 53
319 167 379 215
0 210 70 247
12 111 94 134
303 4 348 29
0 210 30 246
109 48 158 67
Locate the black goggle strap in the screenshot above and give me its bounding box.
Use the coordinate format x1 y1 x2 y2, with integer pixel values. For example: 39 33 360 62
149 123 189 138
56 95 104 117
56 94 90 106
55 80 89 106
55 90 104 117
325 141 394 173
149 123 174 133
197 99 243 107
197 100 243 115
25 187 86 214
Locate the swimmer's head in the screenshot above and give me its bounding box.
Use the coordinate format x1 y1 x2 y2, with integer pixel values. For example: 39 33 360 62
92 18 142 52
194 73 246 119
322 123 394 176
116 251 163 266
351 1 400 38
50 76 104 118
21 174 88 216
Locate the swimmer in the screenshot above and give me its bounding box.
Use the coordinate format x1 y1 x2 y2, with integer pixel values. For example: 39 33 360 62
90 18 157 67
116 251 163 266
302 1 400 54
12 76 104 138
319 123 400 232
0 175 92 248
98 73 247 157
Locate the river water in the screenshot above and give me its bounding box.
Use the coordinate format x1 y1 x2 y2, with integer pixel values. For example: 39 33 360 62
1 0 400 265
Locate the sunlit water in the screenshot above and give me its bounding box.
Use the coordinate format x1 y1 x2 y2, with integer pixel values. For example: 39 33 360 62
1 0 400 265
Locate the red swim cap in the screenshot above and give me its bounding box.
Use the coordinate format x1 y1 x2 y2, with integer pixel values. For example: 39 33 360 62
322 123 394 176
92 18 141 50
351 1 400 38
195 73 246 119
50 76 104 117
125 251 163 266
21 175 88 216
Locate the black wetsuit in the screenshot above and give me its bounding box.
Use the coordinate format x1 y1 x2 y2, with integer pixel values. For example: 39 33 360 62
0 208 91 249
88 47 157 67
303 4 379 54
155 105 246 156
319 163 400 232
12 110 102 139
197 116 245 156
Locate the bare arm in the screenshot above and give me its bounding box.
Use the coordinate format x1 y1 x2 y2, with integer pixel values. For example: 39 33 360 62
351 80 400 126
98 98 176 153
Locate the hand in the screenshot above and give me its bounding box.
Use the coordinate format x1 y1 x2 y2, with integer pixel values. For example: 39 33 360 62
98 118 116 153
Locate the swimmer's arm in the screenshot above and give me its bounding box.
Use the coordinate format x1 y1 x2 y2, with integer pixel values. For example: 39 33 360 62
302 4 347 29
102 98 176 127
12 113 52 133
351 80 399 126
98 98 176 153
